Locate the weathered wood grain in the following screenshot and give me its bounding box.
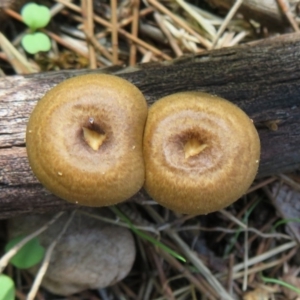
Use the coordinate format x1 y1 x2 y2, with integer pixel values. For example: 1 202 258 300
1 33 300 219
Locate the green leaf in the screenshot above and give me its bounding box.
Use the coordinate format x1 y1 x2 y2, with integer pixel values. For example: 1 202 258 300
21 3 51 30
5 236 45 269
0 275 15 300
21 32 51 54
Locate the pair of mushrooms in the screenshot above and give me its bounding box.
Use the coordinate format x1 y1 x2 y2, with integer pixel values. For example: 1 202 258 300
26 74 260 215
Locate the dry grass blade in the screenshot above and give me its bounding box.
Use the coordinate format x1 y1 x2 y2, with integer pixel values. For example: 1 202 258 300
147 0 212 49
81 0 96 68
55 0 172 61
233 247 298 280
158 249 219 299
145 206 235 300
175 0 216 38
111 0 118 64
278 174 300 192
232 241 297 274
170 232 234 300
0 32 36 73
277 0 299 31
79 210 160 236
150 249 175 300
129 0 140 66
153 13 182 57
26 211 76 300
212 0 244 48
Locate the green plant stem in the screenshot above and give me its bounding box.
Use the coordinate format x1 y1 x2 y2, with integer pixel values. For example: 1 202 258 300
260 273 300 295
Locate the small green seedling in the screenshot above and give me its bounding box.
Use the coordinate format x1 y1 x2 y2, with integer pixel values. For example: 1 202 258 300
22 32 51 55
0 275 15 300
0 236 45 299
5 236 45 269
20 2 51 54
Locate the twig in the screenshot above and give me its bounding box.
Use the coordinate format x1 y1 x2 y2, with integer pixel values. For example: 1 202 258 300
147 0 211 49
153 286 192 300
159 249 218 300
81 0 97 68
278 174 300 192
170 232 234 299
219 209 247 229
151 249 175 300
144 206 235 300
84 32 114 63
129 0 140 66
242 218 249 291
247 177 277 193
0 212 65 274
3 8 22 21
140 48 155 62
96 16 172 60
176 225 291 240
228 31 249 47
216 198 258 242
120 7 153 28
56 0 172 60
118 282 138 299
26 211 76 300
0 32 36 74
154 13 183 57
143 276 155 300
94 7 153 39
232 241 297 273
212 0 244 48
175 0 216 39
43 29 89 58
227 254 234 295
231 247 297 280
248 241 266 284
111 0 118 64
277 0 299 32
79 210 160 236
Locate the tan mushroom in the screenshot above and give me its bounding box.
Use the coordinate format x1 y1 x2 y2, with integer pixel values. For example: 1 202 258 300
26 74 147 206
143 92 260 215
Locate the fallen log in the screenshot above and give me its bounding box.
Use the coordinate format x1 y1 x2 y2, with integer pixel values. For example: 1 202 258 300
1 33 300 219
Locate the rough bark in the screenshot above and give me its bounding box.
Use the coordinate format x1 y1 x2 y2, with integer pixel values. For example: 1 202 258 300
1 33 300 219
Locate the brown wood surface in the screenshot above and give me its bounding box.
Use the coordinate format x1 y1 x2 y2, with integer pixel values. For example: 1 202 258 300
205 0 286 26
1 33 300 219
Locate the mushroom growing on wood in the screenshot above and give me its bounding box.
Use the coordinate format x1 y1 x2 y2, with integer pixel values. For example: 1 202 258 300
26 74 147 207
143 92 260 215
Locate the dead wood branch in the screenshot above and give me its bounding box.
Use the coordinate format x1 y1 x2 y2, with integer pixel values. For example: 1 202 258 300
1 33 300 219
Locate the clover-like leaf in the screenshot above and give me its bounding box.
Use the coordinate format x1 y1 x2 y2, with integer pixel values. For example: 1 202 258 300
21 32 51 54
21 3 51 30
0 275 15 300
5 236 45 269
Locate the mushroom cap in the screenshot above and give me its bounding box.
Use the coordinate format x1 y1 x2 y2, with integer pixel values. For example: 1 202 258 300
26 74 147 206
143 92 260 215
